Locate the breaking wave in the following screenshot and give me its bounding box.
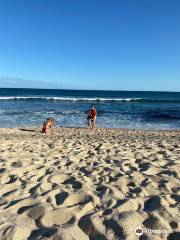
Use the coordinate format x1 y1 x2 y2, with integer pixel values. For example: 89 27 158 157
0 96 180 103
0 96 142 102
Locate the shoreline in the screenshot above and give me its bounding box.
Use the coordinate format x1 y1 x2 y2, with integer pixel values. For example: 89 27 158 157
1 126 180 132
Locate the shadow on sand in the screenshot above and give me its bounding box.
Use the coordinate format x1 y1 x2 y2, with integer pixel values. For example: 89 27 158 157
19 128 37 133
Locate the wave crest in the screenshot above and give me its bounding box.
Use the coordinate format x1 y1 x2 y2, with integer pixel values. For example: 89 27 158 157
0 96 142 102
0 96 180 103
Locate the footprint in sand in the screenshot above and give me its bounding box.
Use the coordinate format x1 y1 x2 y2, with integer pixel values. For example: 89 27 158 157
103 219 126 240
0 174 11 184
144 196 162 212
167 232 180 240
139 162 150 172
41 208 76 227
78 214 107 240
0 168 6 174
63 177 83 190
143 214 171 231
169 221 178 229
11 161 22 168
48 173 70 184
170 194 180 203
55 192 68 205
61 193 92 207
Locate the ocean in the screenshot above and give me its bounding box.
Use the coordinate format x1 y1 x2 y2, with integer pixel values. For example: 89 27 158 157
0 88 180 129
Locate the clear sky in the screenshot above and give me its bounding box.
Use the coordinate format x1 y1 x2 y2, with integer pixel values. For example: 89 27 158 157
0 0 179 91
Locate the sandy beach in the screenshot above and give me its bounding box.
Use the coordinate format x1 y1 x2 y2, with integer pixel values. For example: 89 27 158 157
0 127 179 240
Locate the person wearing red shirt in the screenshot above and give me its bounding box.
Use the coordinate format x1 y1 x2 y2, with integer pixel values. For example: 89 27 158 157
87 105 97 129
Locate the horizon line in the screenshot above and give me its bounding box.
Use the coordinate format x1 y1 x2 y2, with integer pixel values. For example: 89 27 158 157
0 87 180 93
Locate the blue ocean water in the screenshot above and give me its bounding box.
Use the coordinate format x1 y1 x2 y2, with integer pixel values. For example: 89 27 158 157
0 88 180 129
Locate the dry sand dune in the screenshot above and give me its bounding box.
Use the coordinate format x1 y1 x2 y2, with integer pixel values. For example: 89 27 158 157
0 127 179 240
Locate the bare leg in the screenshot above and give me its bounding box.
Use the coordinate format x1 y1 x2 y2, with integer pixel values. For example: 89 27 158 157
91 118 96 129
87 119 91 129
89 120 93 130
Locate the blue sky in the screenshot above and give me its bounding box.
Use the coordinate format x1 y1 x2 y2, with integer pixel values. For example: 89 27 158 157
0 0 179 91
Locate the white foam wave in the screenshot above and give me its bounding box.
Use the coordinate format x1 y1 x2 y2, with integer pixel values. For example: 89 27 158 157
0 96 143 102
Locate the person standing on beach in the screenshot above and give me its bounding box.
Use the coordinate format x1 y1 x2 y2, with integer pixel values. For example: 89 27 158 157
87 105 97 129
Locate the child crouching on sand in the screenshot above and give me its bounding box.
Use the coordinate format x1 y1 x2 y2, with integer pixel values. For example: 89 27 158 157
42 118 54 134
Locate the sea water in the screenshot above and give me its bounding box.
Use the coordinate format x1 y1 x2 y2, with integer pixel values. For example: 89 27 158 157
0 88 180 129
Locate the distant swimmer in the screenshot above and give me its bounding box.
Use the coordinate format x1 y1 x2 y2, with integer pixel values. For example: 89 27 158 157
87 105 97 129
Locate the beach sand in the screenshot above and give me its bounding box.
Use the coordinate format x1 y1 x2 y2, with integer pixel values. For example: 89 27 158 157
0 127 179 240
